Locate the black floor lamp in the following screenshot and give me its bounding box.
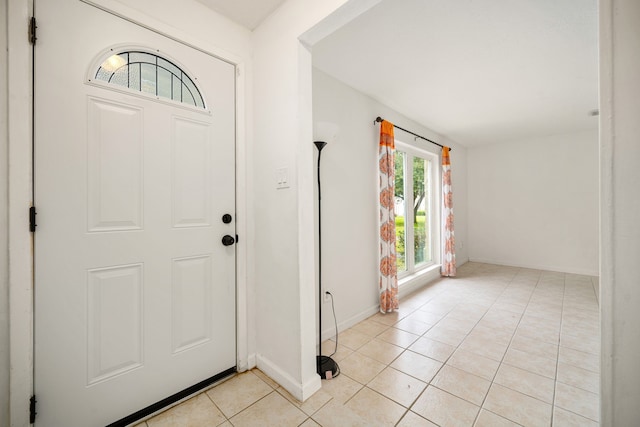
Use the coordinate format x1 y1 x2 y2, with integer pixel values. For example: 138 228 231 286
314 140 339 379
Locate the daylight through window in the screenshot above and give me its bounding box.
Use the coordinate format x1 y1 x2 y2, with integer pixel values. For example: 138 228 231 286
95 51 205 108
394 143 437 276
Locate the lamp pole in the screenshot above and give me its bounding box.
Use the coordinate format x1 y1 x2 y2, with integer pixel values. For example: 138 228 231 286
314 141 326 377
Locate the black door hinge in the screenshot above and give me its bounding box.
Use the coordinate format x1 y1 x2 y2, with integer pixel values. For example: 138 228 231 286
30 395 37 423
235 234 239 244
29 206 37 232
29 17 37 45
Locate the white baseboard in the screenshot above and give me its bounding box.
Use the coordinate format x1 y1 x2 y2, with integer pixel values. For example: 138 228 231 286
468 257 598 277
255 353 321 402
241 353 256 372
321 304 379 341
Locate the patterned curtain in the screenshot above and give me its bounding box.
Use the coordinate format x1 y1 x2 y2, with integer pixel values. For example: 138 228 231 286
441 147 456 277
379 120 399 312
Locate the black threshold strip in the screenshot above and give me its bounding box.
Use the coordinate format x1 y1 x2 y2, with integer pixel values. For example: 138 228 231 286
106 366 237 427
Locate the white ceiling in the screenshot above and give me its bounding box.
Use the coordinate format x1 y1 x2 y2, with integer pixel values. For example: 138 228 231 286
198 0 598 148
312 0 599 147
195 0 287 30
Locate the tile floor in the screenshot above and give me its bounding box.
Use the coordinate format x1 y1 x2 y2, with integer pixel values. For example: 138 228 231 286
134 262 600 427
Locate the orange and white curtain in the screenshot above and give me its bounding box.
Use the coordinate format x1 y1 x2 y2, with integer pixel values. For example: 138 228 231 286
378 120 399 312
441 147 456 277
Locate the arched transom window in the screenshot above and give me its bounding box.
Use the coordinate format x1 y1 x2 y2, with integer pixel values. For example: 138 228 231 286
95 51 205 108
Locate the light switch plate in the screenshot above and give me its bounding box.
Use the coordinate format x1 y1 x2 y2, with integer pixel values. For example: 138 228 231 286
276 167 290 189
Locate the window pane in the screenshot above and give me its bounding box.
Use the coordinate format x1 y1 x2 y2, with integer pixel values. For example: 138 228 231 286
183 76 204 108
95 67 112 82
93 51 205 109
158 57 181 79
129 51 156 66
157 67 172 99
172 75 182 102
128 63 140 91
394 151 406 273
181 82 196 106
110 67 128 87
141 63 156 95
413 157 431 266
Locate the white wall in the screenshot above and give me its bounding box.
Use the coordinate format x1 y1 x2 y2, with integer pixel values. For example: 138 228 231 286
600 0 640 424
467 131 599 275
1 0 10 424
251 0 383 401
312 69 468 336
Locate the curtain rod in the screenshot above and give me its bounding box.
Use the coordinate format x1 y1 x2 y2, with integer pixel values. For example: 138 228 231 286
374 116 451 151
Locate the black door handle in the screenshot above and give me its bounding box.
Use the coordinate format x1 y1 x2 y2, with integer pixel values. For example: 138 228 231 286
222 235 235 246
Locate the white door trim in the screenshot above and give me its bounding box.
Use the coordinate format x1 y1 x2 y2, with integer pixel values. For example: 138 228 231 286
8 0 250 425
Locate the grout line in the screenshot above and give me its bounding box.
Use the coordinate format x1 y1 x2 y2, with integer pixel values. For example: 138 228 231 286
468 267 540 426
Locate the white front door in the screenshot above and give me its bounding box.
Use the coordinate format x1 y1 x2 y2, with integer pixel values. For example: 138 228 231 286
34 1 237 425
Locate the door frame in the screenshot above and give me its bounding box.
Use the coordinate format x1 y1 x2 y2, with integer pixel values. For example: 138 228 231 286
7 1 251 425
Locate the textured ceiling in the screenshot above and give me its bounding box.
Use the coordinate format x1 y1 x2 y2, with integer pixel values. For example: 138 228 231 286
312 0 599 147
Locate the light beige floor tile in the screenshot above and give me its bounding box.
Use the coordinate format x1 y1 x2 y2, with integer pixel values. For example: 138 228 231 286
377 327 420 348
446 349 500 381
370 311 404 326
484 383 552 427
412 385 480 427
146 393 226 427
390 350 442 382
554 382 599 422
436 316 479 335
553 407 599 427
311 400 371 427
431 365 491 406
423 325 468 346
357 338 404 365
206 371 273 418
345 387 406 426
320 372 363 404
519 314 561 331
502 347 557 379
447 304 488 323
408 309 446 325
558 346 600 373
339 329 374 351
228 392 307 427
140 265 604 427
420 301 456 316
409 336 456 362
458 334 508 361
394 318 433 335
490 302 527 315
133 423 148 427
513 323 560 345
396 411 438 426
473 409 520 427
351 318 390 337
276 386 332 416
338 352 387 384
321 341 353 362
299 418 321 427
251 369 279 389
368 367 427 407
468 325 513 345
478 306 522 322
510 334 558 361
494 363 555 404
556 362 599 394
